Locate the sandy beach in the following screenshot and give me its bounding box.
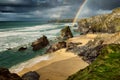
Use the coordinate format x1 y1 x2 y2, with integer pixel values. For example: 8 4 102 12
18 34 97 80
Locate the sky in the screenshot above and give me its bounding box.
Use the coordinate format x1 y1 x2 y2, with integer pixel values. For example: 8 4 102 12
0 0 120 21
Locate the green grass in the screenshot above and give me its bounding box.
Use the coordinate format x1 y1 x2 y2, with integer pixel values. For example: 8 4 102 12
67 44 120 80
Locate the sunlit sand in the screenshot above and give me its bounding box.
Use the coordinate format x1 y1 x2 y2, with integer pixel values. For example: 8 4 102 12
18 34 97 80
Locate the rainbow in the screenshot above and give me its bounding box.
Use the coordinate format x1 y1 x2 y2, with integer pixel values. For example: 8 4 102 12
72 0 88 26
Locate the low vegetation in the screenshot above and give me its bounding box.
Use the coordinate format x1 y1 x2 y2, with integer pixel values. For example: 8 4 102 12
67 44 120 80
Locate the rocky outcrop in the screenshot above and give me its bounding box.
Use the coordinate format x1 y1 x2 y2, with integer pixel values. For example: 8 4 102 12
79 39 104 63
67 38 104 63
0 68 22 80
22 71 40 80
67 32 120 63
0 68 40 80
47 41 66 53
60 26 73 40
103 32 120 44
32 35 49 51
66 42 82 51
77 7 120 34
18 47 27 51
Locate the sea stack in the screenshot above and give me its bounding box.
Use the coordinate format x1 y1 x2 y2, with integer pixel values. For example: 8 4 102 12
60 26 73 40
31 35 49 51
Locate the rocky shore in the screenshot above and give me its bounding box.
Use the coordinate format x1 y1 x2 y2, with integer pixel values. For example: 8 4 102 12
0 7 120 80
67 8 120 80
67 32 120 64
0 68 40 80
0 25 76 80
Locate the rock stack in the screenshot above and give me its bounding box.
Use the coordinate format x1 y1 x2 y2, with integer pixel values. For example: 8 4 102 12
32 35 49 51
60 26 73 40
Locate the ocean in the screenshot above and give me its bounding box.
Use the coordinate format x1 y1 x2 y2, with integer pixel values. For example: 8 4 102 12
0 21 78 73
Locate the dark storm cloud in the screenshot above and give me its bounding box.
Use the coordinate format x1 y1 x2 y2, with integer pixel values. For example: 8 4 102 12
0 0 67 13
86 0 120 10
0 0 84 12
0 0 33 6
0 0 120 21
0 0 83 21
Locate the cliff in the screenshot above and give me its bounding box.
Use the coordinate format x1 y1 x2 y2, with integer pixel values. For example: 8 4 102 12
77 7 120 33
67 7 120 79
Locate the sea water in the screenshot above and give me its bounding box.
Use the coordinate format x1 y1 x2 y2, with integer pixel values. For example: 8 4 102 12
0 21 78 73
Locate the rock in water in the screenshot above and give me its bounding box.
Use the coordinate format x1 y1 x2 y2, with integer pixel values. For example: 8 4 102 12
47 41 66 53
22 71 40 80
32 35 49 51
18 47 27 51
60 26 73 40
0 68 22 80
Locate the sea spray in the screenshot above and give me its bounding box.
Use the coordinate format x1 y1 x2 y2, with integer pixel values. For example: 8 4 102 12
0 23 62 52
0 22 78 52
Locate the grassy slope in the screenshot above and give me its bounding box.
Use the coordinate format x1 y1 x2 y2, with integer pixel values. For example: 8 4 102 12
67 44 120 80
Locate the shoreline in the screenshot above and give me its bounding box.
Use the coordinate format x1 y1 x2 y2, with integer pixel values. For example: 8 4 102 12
17 34 97 80
18 49 89 80
18 48 82 75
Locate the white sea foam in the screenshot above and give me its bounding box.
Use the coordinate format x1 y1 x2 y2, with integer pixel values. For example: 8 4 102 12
16 24 58 32
9 55 50 73
0 24 58 37
0 22 75 74
0 23 64 52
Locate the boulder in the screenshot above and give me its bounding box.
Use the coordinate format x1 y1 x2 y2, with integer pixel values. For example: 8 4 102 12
32 35 49 51
22 71 40 80
18 47 27 51
0 68 10 75
0 68 22 80
66 42 82 51
7 48 12 50
47 41 66 53
9 73 22 80
60 26 73 40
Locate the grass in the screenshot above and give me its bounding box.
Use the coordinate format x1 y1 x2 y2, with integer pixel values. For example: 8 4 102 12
67 44 120 80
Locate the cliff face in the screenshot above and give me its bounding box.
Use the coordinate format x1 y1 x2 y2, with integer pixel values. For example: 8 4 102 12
77 8 120 33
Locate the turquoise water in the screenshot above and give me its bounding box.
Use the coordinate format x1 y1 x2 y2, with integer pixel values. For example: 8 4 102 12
0 21 78 72
0 48 46 68
0 21 45 29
